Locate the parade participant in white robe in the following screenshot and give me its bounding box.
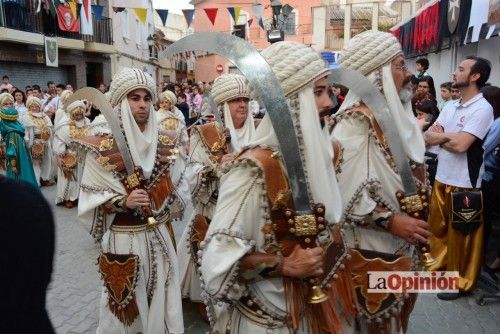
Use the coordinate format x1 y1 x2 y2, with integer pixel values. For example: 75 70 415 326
77 68 183 334
0 93 15 174
156 89 193 246
329 31 430 333
19 96 54 186
200 42 355 333
53 89 74 127
53 100 90 208
178 74 257 321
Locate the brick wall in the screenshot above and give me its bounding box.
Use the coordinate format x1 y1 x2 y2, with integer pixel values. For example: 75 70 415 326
0 41 111 90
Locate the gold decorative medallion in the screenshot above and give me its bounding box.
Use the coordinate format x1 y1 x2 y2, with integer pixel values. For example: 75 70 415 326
126 173 140 189
293 215 318 236
99 138 114 152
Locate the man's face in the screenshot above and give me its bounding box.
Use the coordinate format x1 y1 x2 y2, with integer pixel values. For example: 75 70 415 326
227 97 249 128
26 89 33 97
314 77 333 114
451 87 461 100
127 89 151 126
453 59 478 88
48 84 56 94
391 55 413 102
33 89 41 98
56 87 63 95
440 88 452 101
417 81 430 94
178 96 185 103
415 63 423 73
2 77 8 84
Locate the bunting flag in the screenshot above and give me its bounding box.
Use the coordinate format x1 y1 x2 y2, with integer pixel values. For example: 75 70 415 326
82 0 90 21
134 8 148 25
252 2 264 23
156 9 169 26
49 0 57 18
57 4 80 32
227 7 241 23
92 5 104 20
183 9 195 26
68 1 77 19
113 7 126 13
248 18 254 27
204 8 218 25
258 17 264 30
80 0 93 35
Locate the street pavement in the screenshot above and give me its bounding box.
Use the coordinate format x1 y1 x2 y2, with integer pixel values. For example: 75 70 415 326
42 185 500 334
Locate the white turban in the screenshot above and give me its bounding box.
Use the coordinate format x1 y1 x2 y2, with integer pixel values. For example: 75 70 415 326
108 67 156 107
0 92 14 106
211 74 250 105
26 96 42 109
160 90 177 106
339 30 402 76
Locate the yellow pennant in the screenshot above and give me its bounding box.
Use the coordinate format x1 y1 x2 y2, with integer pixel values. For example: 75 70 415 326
234 7 241 24
133 8 148 25
68 0 77 19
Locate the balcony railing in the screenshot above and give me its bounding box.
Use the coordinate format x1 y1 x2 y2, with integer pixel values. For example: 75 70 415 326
0 2 113 45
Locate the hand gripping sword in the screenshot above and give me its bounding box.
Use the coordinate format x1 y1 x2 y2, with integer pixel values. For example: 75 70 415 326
200 91 232 152
328 68 435 269
161 32 329 303
66 88 158 227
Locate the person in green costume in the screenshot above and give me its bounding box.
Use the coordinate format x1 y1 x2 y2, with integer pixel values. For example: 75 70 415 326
0 107 38 188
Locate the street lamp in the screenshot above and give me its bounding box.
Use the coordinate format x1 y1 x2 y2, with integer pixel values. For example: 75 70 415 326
147 34 156 59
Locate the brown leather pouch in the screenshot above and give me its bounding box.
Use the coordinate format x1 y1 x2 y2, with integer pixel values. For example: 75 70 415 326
98 252 140 326
190 214 210 264
349 248 411 318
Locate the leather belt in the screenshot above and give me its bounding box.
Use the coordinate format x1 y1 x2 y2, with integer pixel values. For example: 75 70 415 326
112 212 147 227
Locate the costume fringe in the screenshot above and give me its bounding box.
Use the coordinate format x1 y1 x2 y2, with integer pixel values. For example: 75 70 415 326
108 296 140 326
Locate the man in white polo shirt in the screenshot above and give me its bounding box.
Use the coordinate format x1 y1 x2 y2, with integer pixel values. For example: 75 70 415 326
424 56 493 300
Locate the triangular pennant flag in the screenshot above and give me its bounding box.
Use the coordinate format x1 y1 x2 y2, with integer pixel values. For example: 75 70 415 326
113 7 125 13
49 0 57 18
76 3 82 19
82 0 90 21
156 9 169 26
227 7 241 23
204 8 218 25
258 17 264 30
252 3 264 18
182 9 195 27
91 5 104 20
69 1 77 19
134 8 148 25
248 18 254 27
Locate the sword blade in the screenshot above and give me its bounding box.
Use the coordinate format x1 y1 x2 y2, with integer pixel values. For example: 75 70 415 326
161 32 312 213
328 68 417 194
66 87 136 176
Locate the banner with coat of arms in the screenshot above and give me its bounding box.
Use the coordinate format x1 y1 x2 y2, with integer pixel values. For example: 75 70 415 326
45 36 58 68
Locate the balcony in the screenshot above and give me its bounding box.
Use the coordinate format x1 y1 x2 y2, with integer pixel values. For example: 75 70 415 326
0 2 113 47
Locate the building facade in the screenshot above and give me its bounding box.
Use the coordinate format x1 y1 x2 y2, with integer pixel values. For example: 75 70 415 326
191 0 322 82
0 0 114 91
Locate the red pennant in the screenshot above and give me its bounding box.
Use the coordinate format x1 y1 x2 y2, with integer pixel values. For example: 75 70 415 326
204 8 218 25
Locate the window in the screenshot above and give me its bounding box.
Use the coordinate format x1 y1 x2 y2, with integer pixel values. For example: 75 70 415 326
278 12 296 35
122 10 130 40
